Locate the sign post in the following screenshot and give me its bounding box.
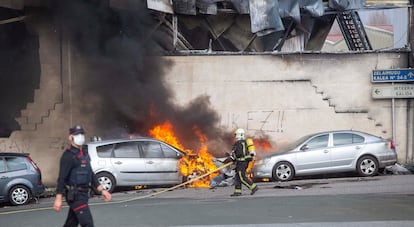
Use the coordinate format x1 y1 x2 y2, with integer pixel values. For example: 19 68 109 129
371 69 414 157
372 69 414 83
372 84 414 99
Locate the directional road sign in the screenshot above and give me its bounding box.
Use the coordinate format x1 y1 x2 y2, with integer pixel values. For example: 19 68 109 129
372 84 414 99
372 69 414 82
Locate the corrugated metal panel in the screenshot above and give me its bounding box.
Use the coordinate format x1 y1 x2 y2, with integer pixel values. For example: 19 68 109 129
249 0 284 36
300 0 325 17
147 0 174 14
173 0 197 15
279 0 301 23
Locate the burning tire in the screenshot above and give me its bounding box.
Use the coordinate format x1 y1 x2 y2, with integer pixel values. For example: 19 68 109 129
96 172 116 193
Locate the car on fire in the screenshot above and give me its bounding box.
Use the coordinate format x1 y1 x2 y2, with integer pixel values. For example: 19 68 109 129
87 138 186 193
0 152 45 206
252 130 397 182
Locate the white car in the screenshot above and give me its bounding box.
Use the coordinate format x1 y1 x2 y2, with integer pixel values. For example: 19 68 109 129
87 138 186 192
252 130 397 182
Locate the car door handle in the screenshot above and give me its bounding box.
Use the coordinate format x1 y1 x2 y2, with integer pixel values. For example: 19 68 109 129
355 146 361 150
323 150 329 153
114 161 122 165
146 161 154 164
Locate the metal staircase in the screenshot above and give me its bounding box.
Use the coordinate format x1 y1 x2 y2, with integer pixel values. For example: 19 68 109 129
336 11 372 51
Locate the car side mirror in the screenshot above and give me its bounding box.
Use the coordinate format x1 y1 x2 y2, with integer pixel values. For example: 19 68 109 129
300 144 309 151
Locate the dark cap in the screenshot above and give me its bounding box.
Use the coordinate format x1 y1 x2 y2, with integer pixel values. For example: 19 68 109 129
69 125 85 135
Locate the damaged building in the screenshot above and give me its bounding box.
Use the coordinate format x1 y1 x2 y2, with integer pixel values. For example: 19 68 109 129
0 0 413 186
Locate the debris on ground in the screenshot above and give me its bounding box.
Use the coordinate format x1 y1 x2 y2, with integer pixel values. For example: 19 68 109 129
385 163 413 175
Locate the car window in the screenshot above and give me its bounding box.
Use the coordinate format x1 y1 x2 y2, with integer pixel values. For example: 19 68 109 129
113 142 140 158
6 157 27 171
96 144 114 158
161 144 179 158
333 133 365 146
141 141 163 158
305 134 329 150
0 158 5 173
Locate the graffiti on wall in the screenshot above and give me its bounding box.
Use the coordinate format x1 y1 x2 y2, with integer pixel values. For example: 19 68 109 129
0 137 66 153
0 139 29 153
221 110 285 133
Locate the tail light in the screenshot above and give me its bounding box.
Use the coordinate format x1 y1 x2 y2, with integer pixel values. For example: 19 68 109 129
389 140 395 150
26 156 43 185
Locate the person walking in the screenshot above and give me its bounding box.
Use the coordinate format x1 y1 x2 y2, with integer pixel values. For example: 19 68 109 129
53 125 111 227
230 128 259 196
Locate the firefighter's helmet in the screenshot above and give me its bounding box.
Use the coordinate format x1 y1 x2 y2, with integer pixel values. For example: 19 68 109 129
234 128 245 140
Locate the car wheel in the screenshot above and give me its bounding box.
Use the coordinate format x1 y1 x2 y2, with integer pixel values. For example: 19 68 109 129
272 162 295 181
9 185 31 206
96 172 116 193
357 155 379 177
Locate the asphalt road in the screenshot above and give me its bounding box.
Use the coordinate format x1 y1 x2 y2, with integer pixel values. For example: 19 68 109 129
1 174 414 227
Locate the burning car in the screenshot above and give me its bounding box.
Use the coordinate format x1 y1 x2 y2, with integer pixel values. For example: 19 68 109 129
88 138 187 193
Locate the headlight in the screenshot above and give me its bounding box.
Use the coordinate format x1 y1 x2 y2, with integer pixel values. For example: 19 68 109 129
255 157 271 166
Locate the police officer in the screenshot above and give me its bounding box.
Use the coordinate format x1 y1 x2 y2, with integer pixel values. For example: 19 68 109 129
53 125 111 227
230 128 259 196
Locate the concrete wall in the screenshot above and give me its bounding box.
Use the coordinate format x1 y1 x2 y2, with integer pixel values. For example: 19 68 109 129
165 53 410 151
0 17 412 187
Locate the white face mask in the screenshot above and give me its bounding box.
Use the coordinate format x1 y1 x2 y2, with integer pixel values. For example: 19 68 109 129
73 134 85 146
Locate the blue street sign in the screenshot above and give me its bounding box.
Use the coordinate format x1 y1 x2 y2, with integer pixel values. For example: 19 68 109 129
372 69 414 82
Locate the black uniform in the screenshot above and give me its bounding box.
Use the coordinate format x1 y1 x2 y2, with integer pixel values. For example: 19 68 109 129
56 145 100 227
231 140 258 196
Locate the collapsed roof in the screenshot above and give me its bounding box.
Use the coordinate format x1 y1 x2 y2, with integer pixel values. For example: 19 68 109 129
140 0 411 52
0 0 411 52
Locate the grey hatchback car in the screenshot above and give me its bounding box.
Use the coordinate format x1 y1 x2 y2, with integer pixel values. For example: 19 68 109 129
252 130 397 182
88 138 186 193
0 153 45 205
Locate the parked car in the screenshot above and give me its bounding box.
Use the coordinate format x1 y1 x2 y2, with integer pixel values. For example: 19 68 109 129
252 130 397 182
0 153 45 205
88 138 186 193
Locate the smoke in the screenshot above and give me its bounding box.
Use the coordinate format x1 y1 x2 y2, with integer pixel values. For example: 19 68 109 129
0 8 40 137
52 0 231 152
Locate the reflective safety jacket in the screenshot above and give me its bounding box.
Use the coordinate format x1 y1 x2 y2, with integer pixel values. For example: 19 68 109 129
232 139 253 162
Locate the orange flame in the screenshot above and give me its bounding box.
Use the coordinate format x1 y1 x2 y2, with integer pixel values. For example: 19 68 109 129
149 121 218 188
255 138 273 152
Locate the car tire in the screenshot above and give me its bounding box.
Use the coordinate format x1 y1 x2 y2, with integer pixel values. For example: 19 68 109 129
96 172 116 193
357 155 379 177
272 162 295 181
9 185 31 206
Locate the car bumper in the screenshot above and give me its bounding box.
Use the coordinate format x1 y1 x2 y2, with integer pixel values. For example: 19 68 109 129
32 185 46 196
252 165 272 179
377 151 398 167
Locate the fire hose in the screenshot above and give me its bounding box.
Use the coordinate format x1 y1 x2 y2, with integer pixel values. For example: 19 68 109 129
0 161 234 215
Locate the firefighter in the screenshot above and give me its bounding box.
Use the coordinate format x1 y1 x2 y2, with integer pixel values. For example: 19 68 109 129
53 125 111 227
230 128 259 196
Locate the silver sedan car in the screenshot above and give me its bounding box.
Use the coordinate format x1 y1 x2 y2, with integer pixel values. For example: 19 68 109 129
252 130 397 182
